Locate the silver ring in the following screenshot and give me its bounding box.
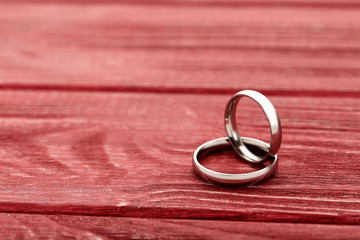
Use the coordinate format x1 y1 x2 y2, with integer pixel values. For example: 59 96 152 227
193 137 278 186
224 90 282 164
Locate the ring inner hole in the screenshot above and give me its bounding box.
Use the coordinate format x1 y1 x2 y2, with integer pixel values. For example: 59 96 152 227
235 97 271 153
199 144 270 174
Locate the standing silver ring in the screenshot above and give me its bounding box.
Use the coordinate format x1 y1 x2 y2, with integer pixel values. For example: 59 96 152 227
224 90 282 164
193 137 278 185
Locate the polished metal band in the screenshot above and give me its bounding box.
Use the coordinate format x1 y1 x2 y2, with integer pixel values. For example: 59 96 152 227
224 90 282 164
193 137 278 185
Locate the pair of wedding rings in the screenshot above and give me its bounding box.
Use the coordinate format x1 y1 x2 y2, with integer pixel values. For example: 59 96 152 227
193 90 282 186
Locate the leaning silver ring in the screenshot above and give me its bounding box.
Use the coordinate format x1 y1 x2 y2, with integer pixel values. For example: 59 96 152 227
224 90 282 164
193 137 278 185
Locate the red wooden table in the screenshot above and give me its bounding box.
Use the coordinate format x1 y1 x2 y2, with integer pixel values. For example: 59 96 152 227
0 1 360 239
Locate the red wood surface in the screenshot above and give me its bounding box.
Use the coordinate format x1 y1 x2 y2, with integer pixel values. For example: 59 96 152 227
1 214 359 240
0 4 360 95
0 1 359 238
3 0 360 7
0 90 359 225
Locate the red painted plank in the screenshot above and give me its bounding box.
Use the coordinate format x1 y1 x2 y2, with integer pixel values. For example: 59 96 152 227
3 0 360 8
1 214 360 239
0 4 360 94
0 90 359 224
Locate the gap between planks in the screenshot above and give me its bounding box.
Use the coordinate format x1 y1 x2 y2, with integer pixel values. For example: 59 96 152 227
0 84 359 98
1 202 360 226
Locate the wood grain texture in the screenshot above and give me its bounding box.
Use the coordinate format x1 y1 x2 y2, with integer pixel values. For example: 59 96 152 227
0 4 360 94
0 90 359 224
1 214 360 240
